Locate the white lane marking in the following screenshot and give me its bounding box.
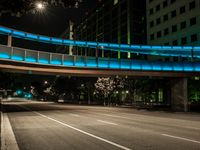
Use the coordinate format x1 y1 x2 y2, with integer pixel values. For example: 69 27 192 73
185 126 200 130
162 134 200 144
103 114 200 131
33 111 131 150
16 104 131 150
97 120 118 126
70 114 80 117
102 114 130 119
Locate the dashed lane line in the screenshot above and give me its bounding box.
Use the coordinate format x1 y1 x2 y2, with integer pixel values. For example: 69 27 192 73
162 134 200 144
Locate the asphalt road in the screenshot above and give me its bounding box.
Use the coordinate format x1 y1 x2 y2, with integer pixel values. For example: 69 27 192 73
2 99 200 150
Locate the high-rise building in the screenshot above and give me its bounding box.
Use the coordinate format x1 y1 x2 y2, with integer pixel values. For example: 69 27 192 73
147 0 200 46
56 20 74 54
72 0 146 59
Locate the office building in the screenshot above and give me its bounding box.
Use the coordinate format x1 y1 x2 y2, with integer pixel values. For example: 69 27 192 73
72 0 146 59
147 0 200 46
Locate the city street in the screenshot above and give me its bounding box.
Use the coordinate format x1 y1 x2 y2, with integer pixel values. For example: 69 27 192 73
1 99 200 150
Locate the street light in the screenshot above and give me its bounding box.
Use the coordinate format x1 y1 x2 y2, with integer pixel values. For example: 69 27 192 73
44 81 48 85
126 90 129 94
35 2 46 11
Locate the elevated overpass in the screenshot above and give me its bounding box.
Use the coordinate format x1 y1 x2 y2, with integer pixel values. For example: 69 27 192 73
0 44 200 77
0 25 199 111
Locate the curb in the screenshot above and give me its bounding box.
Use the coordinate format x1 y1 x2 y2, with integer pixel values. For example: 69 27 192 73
1 111 19 150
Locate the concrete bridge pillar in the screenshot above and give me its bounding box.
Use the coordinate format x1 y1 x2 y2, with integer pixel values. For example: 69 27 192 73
170 78 188 112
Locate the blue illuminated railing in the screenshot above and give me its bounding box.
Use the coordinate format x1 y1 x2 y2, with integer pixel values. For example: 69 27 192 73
0 44 200 72
0 25 199 58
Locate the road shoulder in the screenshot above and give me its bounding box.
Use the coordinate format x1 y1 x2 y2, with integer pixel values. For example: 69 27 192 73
1 112 19 150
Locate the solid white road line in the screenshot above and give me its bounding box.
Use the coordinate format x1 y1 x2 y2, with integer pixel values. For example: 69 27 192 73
16 104 131 150
97 120 118 126
162 134 200 144
33 111 131 150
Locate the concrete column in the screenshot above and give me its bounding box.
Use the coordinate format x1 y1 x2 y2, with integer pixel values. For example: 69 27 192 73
7 35 12 47
170 78 188 112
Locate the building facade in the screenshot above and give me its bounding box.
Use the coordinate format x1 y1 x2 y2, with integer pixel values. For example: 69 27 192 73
56 20 74 54
147 0 200 46
72 0 146 59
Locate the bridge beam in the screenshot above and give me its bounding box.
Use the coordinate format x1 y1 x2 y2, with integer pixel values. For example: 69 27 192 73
170 78 188 112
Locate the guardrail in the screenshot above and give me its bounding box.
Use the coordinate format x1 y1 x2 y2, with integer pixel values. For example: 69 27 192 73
1 44 200 72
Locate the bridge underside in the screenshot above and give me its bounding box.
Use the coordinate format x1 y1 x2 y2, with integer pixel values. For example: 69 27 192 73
0 60 199 77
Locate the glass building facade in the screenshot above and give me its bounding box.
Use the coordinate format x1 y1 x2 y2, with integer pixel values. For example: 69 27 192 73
72 0 147 59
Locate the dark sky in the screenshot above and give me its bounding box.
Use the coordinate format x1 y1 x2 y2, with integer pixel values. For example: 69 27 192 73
0 0 99 37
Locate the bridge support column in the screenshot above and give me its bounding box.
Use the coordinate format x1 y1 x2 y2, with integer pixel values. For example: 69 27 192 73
7 35 12 47
170 78 188 112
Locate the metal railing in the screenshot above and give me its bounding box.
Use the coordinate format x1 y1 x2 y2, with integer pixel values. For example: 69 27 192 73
0 44 200 72
1 25 200 58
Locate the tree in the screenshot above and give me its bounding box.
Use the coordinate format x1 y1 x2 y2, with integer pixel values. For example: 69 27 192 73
95 77 115 105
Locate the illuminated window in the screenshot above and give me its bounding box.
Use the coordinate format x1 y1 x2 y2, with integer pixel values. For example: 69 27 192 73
114 0 118 5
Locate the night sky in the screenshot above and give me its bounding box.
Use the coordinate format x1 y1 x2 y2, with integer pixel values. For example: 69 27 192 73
0 0 98 37
0 0 99 51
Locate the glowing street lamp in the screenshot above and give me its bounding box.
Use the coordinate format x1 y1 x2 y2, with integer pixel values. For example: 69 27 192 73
35 2 46 11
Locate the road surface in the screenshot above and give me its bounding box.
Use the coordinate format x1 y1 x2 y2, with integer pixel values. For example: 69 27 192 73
1 99 200 150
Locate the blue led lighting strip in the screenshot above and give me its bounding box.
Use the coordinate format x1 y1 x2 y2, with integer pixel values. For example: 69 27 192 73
0 45 200 72
0 25 199 58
